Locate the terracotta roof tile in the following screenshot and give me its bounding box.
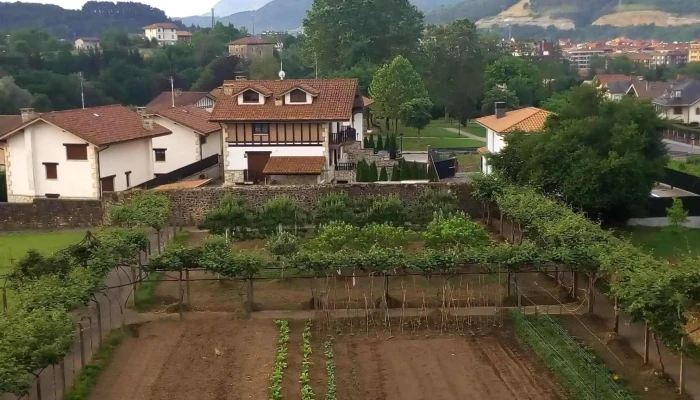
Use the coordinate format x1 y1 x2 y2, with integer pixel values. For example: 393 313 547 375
263 156 326 175
233 84 273 97
0 115 25 137
279 84 320 97
476 107 551 134
7 105 171 146
477 146 488 155
209 87 223 99
145 91 208 112
211 79 359 122
363 97 374 107
593 74 633 87
229 35 276 45
156 105 220 134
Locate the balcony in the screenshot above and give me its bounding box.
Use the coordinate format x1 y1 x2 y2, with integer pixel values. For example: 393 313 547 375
330 127 357 146
334 162 356 171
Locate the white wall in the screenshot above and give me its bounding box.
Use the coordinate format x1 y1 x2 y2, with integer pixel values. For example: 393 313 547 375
7 122 97 199
226 145 325 170
484 128 505 174
201 131 222 159
99 139 153 191
661 103 700 124
152 117 199 174
353 111 364 143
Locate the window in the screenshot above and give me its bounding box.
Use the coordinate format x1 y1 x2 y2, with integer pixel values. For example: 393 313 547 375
64 144 88 160
101 176 115 193
154 149 166 162
242 90 260 103
125 171 131 188
696 107 700 115
200 135 207 145
675 90 682 98
253 123 269 134
674 106 684 115
289 89 307 103
44 163 57 179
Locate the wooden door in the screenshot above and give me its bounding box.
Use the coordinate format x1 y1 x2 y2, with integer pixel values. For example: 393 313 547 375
246 152 270 184
101 176 115 193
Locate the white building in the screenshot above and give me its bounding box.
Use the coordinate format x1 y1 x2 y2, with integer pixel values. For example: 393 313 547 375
74 37 100 51
210 79 365 185
0 106 171 202
150 105 222 175
564 49 609 70
652 80 700 125
475 105 551 174
145 90 216 113
143 23 180 46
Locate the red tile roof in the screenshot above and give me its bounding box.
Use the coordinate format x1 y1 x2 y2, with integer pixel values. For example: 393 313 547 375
592 74 633 87
229 35 276 45
0 115 25 137
263 156 326 175
144 22 179 29
177 31 192 37
0 105 170 146
76 37 100 42
363 97 374 107
156 105 220 134
211 79 359 122
476 107 551 134
145 91 208 112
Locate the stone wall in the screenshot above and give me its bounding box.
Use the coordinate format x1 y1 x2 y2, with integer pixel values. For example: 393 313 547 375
108 182 478 226
0 198 103 231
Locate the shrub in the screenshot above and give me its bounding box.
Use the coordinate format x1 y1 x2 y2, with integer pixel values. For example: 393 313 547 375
267 230 300 258
258 195 304 235
109 190 170 232
199 194 252 239
378 166 388 181
666 197 688 233
369 161 379 182
313 192 355 226
407 188 458 227
363 194 405 227
307 221 359 252
356 223 413 249
424 212 490 250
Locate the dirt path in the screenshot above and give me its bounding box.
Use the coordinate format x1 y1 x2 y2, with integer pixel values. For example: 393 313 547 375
334 333 562 400
442 127 487 142
88 319 278 400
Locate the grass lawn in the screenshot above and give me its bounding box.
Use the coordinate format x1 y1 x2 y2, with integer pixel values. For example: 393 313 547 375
668 158 700 177
0 231 87 276
455 153 482 173
402 137 484 151
616 226 700 260
373 119 487 139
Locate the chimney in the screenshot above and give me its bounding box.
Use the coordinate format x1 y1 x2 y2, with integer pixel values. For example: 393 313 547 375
494 102 506 119
142 114 154 131
174 88 183 97
223 86 234 96
135 106 146 115
274 96 283 106
20 108 35 122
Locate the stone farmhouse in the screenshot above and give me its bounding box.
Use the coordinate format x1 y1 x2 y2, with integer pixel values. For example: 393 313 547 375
0 106 171 202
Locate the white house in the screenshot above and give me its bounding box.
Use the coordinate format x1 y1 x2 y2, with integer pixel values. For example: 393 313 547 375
145 90 216 113
143 23 180 46
209 78 365 185
475 104 551 174
0 105 170 202
652 79 700 125
150 105 222 175
74 37 100 51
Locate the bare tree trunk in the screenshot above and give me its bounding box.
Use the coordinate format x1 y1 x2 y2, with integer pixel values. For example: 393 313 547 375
654 334 665 373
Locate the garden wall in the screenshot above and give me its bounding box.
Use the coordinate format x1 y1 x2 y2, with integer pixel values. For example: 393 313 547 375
107 182 478 226
0 198 103 231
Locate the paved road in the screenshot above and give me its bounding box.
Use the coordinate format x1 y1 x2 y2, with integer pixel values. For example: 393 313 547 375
665 138 700 157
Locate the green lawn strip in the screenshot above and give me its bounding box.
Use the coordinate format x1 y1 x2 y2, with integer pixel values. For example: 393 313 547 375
300 321 314 400
171 230 192 246
401 137 484 151
63 329 124 400
270 320 290 400
324 341 337 400
464 121 487 138
615 226 700 260
668 159 700 177
511 310 638 400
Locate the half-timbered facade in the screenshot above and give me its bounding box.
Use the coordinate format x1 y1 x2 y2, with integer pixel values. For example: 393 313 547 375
210 79 364 184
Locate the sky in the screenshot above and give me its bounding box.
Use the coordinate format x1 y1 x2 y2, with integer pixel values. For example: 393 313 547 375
8 0 212 17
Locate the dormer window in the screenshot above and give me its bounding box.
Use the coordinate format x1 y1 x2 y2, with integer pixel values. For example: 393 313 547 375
289 89 307 103
243 90 260 103
675 90 682 98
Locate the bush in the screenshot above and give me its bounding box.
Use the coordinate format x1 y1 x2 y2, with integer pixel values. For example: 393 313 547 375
307 222 359 252
267 230 300 258
407 188 458 227
356 223 413 249
378 166 388 181
258 195 304 235
424 212 490 250
363 194 405 227
313 192 355 226
199 194 252 239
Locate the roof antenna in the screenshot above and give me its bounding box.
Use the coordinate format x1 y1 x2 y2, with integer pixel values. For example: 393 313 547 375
276 40 285 80
170 76 175 108
78 72 85 109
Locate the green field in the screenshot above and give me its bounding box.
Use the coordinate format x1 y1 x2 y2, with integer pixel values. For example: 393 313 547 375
668 158 700 177
402 137 484 151
617 226 700 260
0 231 86 275
374 119 487 139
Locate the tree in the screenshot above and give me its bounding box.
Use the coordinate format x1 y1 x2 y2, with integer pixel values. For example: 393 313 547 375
302 0 422 74
369 161 379 182
399 97 433 136
423 19 484 120
376 135 384 151
0 76 32 114
367 133 375 149
192 56 245 92
248 54 280 80
369 56 428 133
484 55 545 108
199 194 252 239
490 93 668 221
378 166 388 181
666 198 688 233
391 164 401 181
481 86 520 115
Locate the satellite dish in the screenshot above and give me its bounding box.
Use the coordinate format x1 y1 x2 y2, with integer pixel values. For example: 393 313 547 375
279 70 286 80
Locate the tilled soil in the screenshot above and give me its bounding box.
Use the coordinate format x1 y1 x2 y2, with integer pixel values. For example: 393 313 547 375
333 332 563 400
88 319 277 400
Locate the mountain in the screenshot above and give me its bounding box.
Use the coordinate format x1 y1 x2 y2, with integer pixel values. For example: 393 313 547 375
210 0 275 16
0 1 175 38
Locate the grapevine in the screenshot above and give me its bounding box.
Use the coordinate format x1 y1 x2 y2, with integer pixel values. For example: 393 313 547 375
300 321 315 400
269 320 290 400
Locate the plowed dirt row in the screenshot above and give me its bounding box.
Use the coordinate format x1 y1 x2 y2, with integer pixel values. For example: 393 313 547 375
334 333 563 400
88 319 277 400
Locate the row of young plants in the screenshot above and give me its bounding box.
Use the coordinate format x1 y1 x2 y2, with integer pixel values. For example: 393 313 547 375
269 320 290 400
0 191 172 396
355 159 430 182
198 188 459 240
300 322 314 400
471 173 698 351
511 310 637 400
324 341 337 400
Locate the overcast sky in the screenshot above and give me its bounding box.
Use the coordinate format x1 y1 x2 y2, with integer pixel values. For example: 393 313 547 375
8 0 212 17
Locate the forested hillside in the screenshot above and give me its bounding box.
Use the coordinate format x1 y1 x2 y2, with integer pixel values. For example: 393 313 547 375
0 1 176 38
